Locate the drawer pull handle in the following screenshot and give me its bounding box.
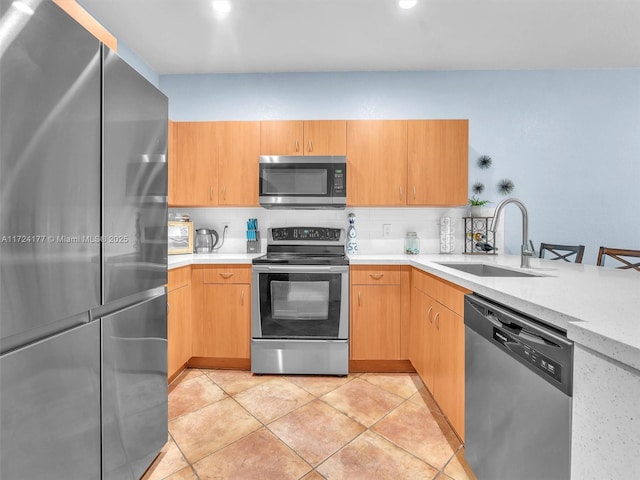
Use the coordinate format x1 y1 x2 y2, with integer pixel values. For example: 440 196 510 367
427 306 433 323
241 290 244 305
434 312 440 329
358 291 361 306
369 273 384 280
220 273 234 279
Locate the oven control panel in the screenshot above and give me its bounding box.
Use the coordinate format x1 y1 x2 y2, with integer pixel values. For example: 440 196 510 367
271 227 342 241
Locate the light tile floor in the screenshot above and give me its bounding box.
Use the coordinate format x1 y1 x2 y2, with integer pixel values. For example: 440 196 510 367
143 369 477 480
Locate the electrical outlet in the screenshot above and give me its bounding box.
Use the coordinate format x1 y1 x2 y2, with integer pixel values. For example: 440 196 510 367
383 224 392 238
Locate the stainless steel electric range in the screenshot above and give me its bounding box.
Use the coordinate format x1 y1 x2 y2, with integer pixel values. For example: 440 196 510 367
251 227 349 375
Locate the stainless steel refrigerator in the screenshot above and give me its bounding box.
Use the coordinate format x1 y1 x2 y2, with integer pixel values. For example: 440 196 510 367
0 1 168 479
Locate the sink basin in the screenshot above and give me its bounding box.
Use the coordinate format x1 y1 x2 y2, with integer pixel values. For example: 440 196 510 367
435 262 541 277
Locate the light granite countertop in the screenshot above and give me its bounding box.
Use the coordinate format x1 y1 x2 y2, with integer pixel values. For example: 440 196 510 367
168 252 640 371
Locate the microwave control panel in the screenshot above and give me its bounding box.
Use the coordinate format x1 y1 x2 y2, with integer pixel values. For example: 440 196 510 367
332 167 345 195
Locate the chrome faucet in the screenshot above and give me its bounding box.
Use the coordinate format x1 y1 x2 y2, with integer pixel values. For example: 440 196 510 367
489 198 534 268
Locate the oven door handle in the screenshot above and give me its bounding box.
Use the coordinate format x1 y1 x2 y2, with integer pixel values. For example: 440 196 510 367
252 264 349 274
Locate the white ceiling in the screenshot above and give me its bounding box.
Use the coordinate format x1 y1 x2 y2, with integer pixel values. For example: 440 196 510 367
80 0 640 75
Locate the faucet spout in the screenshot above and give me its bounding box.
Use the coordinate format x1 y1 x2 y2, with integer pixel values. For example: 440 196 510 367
489 197 533 268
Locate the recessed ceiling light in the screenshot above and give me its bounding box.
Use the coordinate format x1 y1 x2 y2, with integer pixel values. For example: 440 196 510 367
12 1 34 15
212 0 231 14
397 0 418 9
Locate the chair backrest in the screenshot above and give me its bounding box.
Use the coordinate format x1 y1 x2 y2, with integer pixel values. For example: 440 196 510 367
539 243 585 263
596 247 640 271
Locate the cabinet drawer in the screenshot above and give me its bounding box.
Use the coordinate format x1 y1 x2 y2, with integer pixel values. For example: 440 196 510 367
168 266 190 291
351 265 401 285
411 268 469 316
203 265 251 284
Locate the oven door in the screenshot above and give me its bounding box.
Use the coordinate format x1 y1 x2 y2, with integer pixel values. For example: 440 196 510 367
252 264 349 340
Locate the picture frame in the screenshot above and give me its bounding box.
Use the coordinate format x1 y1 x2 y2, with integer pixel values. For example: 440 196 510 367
168 221 193 254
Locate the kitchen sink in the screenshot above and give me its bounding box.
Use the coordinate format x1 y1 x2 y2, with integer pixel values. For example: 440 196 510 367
435 262 542 277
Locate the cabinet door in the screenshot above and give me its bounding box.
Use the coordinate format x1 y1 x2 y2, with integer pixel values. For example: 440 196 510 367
216 121 260 206
260 120 304 155
346 120 408 206
410 287 427 379
303 120 346 155
434 306 465 440
167 285 191 379
171 122 217 206
407 120 468 206
199 284 250 358
350 284 401 360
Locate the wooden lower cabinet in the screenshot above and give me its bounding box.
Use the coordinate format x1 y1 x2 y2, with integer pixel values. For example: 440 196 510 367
349 265 414 372
350 283 401 360
198 284 250 358
167 266 192 381
410 268 468 440
191 265 251 365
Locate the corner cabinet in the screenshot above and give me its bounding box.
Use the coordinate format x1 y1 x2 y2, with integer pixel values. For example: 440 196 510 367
410 268 470 440
167 266 192 382
260 120 346 155
191 265 251 369
168 121 260 207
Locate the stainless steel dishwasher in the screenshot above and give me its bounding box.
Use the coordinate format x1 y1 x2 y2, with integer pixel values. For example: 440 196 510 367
464 294 573 480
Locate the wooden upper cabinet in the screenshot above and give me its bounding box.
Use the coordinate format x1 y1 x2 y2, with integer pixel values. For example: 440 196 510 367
169 121 260 207
303 120 347 155
170 121 217 206
260 121 304 155
260 120 346 155
216 121 260 206
346 120 408 206
407 120 468 206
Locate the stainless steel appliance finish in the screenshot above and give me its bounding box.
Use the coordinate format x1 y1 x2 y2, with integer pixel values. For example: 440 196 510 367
0 3 168 478
195 228 219 253
258 155 347 209
251 227 349 375
464 294 573 480
100 47 168 479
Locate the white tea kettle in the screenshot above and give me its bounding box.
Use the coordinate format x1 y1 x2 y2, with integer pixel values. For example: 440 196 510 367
195 228 219 253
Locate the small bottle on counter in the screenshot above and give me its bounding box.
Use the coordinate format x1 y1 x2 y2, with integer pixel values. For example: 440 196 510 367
405 232 420 254
347 213 358 254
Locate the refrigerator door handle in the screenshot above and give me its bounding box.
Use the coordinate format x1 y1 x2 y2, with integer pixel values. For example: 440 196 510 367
90 286 167 319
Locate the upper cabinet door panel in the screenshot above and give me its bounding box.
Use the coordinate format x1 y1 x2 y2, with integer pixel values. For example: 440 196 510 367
303 120 346 155
260 121 304 155
407 120 468 206
346 120 408 206
217 121 261 206
171 122 217 206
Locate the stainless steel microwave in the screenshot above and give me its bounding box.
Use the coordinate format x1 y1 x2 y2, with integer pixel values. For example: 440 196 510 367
258 155 347 209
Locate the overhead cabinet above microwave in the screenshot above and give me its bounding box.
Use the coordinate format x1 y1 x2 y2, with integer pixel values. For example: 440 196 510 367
260 120 347 156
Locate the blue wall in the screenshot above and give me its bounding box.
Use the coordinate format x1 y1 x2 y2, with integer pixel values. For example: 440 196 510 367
159 70 640 263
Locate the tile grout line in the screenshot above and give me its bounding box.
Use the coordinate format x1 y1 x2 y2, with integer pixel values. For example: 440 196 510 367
165 369 466 480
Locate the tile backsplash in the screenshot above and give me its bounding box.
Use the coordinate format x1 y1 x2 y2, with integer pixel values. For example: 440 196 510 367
170 207 504 255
